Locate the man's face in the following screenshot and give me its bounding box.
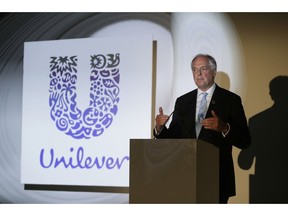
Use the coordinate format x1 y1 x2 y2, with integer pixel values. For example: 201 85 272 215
192 56 216 91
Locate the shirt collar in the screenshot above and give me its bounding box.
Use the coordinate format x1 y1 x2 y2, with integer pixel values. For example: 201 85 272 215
197 83 216 96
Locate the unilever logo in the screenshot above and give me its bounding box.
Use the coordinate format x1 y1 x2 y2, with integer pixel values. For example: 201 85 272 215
49 54 120 139
40 53 128 171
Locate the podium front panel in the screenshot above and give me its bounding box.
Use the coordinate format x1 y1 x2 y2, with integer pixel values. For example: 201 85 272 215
129 139 219 203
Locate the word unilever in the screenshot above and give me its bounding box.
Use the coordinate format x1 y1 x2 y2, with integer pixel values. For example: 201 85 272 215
40 146 130 169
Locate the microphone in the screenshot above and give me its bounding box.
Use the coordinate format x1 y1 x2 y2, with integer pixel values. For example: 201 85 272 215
155 109 176 138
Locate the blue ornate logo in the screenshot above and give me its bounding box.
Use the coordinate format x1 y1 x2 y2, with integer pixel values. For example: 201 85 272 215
49 54 120 139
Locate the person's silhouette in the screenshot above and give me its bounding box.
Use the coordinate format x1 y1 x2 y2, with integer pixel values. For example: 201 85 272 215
238 75 288 203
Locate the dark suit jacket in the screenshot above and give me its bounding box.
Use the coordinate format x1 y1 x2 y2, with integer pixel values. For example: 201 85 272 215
156 84 251 199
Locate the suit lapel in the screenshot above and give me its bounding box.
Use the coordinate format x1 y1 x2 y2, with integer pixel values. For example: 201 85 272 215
185 90 197 137
206 85 220 118
190 90 197 121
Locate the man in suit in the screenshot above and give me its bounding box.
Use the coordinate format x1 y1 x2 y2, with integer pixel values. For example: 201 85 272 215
154 54 251 203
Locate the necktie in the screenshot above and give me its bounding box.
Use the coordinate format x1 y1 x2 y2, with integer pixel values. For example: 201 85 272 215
196 92 208 137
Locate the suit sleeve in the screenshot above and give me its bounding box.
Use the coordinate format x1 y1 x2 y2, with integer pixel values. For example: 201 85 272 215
225 95 251 149
154 99 190 139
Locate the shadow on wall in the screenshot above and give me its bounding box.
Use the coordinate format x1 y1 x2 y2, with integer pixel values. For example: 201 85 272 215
215 71 230 91
238 75 288 203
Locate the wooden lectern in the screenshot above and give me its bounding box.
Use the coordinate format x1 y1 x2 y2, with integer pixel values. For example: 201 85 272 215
129 139 219 203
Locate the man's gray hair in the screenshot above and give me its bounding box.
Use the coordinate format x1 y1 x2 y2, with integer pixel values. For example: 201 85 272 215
191 54 217 71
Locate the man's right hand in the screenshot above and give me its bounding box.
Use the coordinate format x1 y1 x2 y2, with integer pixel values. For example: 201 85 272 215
155 107 169 132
